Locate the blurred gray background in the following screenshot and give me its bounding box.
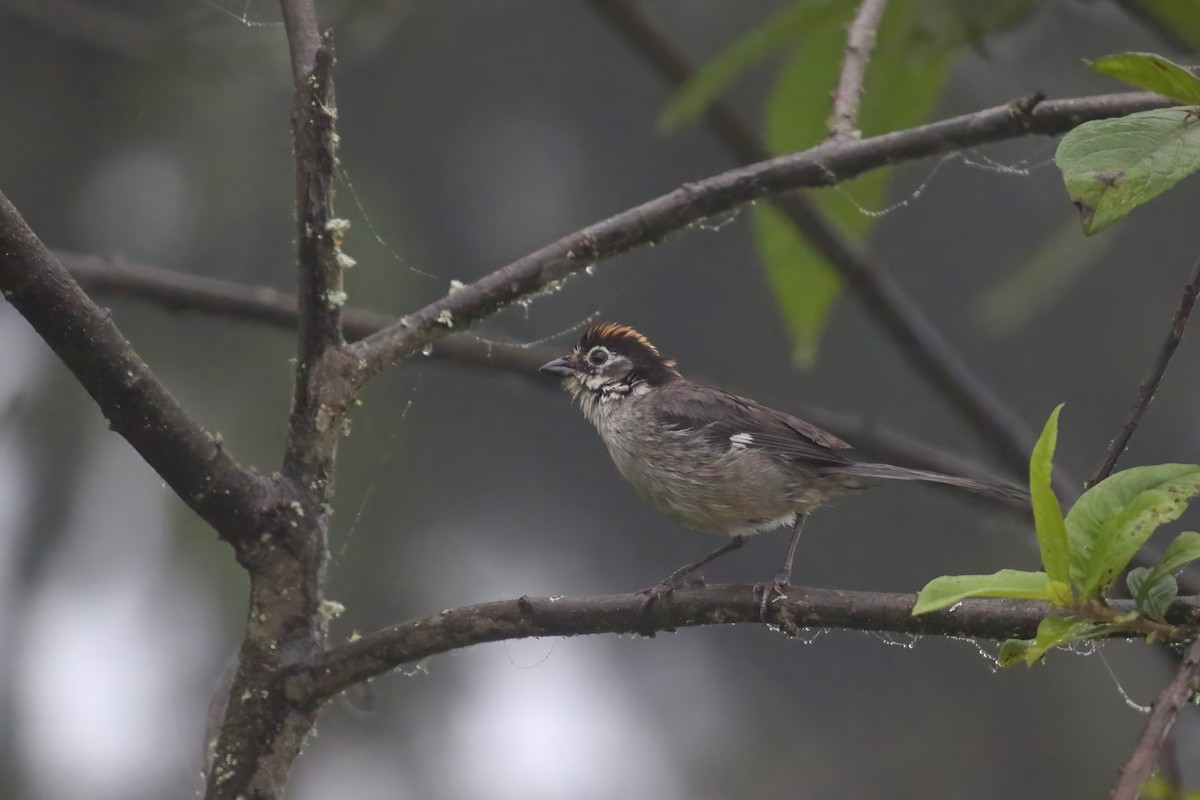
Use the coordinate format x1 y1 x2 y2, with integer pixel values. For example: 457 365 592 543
1 0 1199 798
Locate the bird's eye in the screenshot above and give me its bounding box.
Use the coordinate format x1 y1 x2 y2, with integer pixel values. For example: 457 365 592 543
588 347 610 366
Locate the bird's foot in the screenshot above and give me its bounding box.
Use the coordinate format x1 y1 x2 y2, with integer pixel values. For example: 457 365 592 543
637 569 705 613
754 571 791 621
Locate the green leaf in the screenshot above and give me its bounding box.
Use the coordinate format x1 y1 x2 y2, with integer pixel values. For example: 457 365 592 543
996 638 1031 668
758 2 952 363
1030 404 1070 585
1055 108 1200 235
1127 531 1200 621
1154 530 1200 577
753 205 840 367
912 569 1056 616
1065 464 1200 597
657 0 843 132
1090 52 1200 105
1137 772 1200 800
1023 616 1111 665
998 616 1111 668
1127 567 1179 622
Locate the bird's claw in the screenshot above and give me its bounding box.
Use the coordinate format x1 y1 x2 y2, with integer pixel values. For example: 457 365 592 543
754 571 791 621
637 571 705 613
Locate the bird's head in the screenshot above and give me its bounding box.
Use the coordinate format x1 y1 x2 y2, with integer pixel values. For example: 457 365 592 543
540 323 679 399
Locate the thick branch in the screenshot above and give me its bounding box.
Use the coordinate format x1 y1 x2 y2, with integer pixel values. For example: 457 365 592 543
829 0 888 139
1112 636 1200 800
204 5 340 800
1088 253 1200 486
588 0 1057 498
346 89 1171 386
0 192 272 550
296 586 1200 703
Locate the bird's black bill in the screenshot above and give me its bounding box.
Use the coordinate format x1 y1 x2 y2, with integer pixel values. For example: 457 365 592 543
539 357 575 376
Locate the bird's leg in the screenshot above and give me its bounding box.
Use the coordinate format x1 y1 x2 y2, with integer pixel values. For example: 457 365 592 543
639 535 746 611
757 514 808 619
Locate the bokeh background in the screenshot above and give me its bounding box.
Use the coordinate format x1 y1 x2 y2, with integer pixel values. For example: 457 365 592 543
1 1 1199 798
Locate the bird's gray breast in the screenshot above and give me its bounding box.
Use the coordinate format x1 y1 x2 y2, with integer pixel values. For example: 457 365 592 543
591 395 802 536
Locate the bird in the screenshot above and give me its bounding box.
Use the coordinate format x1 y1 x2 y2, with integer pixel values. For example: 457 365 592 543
540 322 1028 610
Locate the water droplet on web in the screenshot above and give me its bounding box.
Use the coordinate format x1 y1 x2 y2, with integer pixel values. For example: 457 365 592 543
696 208 739 232
796 628 827 645
870 631 919 649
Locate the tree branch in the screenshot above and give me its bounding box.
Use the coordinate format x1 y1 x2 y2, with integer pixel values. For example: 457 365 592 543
344 88 1171 390
0 192 273 553
281 33 350 489
829 0 888 140
295 585 1200 704
1088 253 1200 487
1112 636 1200 800
203 4 344 799
56 250 546 373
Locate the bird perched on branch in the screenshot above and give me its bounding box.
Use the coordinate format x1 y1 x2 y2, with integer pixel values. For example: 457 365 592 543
540 323 1028 609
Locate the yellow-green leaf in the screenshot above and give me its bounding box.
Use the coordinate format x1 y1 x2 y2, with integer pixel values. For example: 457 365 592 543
1030 404 1070 585
912 569 1053 616
1066 464 1200 597
1090 52 1200 105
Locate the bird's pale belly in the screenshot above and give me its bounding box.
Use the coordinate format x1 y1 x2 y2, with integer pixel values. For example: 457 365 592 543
604 436 854 537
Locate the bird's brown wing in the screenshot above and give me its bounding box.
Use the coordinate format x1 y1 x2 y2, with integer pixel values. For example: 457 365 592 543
653 382 855 467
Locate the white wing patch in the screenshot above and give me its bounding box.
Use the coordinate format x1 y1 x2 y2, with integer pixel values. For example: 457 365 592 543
729 432 754 450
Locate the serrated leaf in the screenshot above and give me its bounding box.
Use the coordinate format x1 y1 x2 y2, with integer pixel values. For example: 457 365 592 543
657 0 843 132
1056 108 1200 235
759 3 951 363
1030 404 1070 585
912 569 1054 616
1090 52 1200 105
1065 464 1200 597
1128 567 1179 622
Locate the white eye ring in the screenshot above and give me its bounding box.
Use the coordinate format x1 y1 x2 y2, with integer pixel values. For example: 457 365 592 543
587 347 610 366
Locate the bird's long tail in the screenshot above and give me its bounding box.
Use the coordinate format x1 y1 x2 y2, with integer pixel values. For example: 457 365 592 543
827 463 1031 508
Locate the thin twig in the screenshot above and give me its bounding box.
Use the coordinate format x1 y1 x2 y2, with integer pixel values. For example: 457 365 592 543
346 89 1172 391
1089 254 1200 486
55 251 541 372
1112 636 1200 800
295 586 1200 704
829 0 888 140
